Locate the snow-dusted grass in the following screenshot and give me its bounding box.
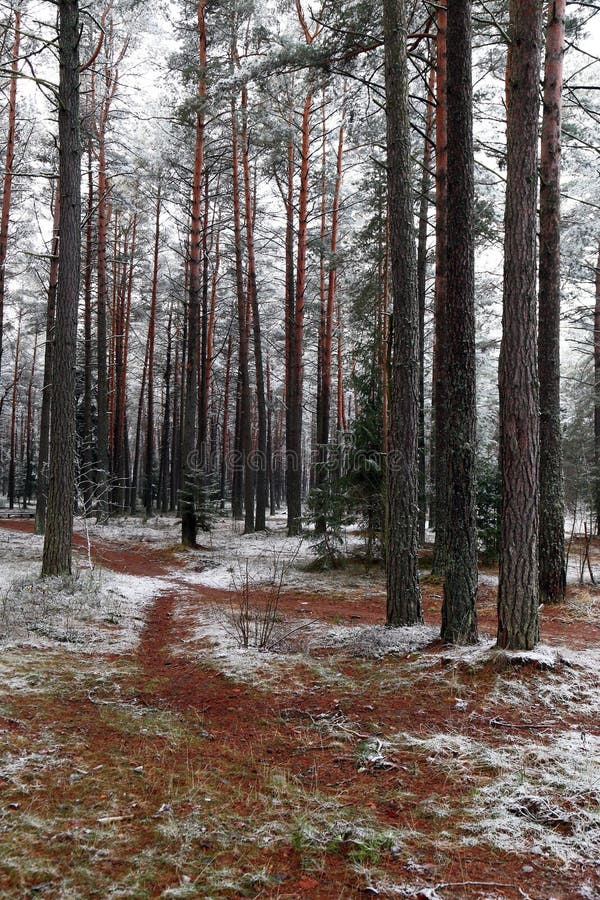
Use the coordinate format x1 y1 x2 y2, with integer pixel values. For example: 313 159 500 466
0 570 164 651
400 727 600 865
0 528 165 652
73 513 181 548
318 622 438 658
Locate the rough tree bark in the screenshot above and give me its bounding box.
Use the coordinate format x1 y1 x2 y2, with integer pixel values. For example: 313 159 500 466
42 0 81 577
181 0 207 547
441 0 478 644
431 0 448 574
383 0 423 626
497 0 544 650
538 0 566 604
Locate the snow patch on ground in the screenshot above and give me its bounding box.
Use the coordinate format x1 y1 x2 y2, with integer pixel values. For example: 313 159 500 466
73 514 181 547
179 605 318 685
441 638 600 672
316 623 438 658
0 529 165 652
403 730 600 865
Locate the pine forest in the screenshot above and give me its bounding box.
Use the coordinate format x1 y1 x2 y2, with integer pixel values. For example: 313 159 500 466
0 0 599 895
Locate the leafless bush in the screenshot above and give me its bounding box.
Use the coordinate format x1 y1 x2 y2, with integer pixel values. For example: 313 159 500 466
220 546 303 651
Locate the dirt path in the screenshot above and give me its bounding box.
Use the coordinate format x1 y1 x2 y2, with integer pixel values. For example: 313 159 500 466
2 518 598 648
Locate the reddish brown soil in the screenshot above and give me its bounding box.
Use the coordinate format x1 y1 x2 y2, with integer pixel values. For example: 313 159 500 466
1 519 599 897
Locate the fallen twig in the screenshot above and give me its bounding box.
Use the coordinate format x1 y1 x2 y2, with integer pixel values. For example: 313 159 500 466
262 618 321 651
432 881 518 893
489 715 558 730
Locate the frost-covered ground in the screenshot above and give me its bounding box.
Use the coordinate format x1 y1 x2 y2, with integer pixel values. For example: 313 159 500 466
1 516 600 895
0 528 165 652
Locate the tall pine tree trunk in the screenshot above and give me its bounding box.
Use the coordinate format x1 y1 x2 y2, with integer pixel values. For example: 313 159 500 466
497 0 543 650
287 92 312 536
8 310 22 510
145 184 161 518
594 241 600 533
316 107 345 534
82 150 94 510
538 0 566 604
24 333 38 508
417 65 434 545
95 121 111 519
36 189 60 534
431 1 448 574
42 0 81 576
159 307 173 515
230 93 253 530
0 10 20 381
383 0 423 626
181 0 207 547
441 0 478 644
241 87 268 531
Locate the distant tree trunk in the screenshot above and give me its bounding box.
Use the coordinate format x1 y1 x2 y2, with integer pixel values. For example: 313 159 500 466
266 355 276 516
220 333 232 510
441 0 478 645
417 64 435 545
594 241 600 534
24 333 38 508
170 322 181 512
111 216 134 512
181 0 207 548
0 9 20 381
283 106 295 514
8 310 22 510
82 149 94 510
230 94 253 530
241 86 268 531
316 106 345 534
108 210 119 466
42 0 81 576
36 189 60 534
337 298 347 434
383 0 423 626
287 91 312 536
159 307 173 515
497 0 543 650
145 183 161 518
316 97 328 514
538 0 566 604
95 114 111 520
202 218 220 495
130 337 149 515
431 1 448 574
116 212 136 511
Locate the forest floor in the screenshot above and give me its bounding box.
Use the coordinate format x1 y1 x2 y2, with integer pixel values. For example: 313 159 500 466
0 515 599 899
